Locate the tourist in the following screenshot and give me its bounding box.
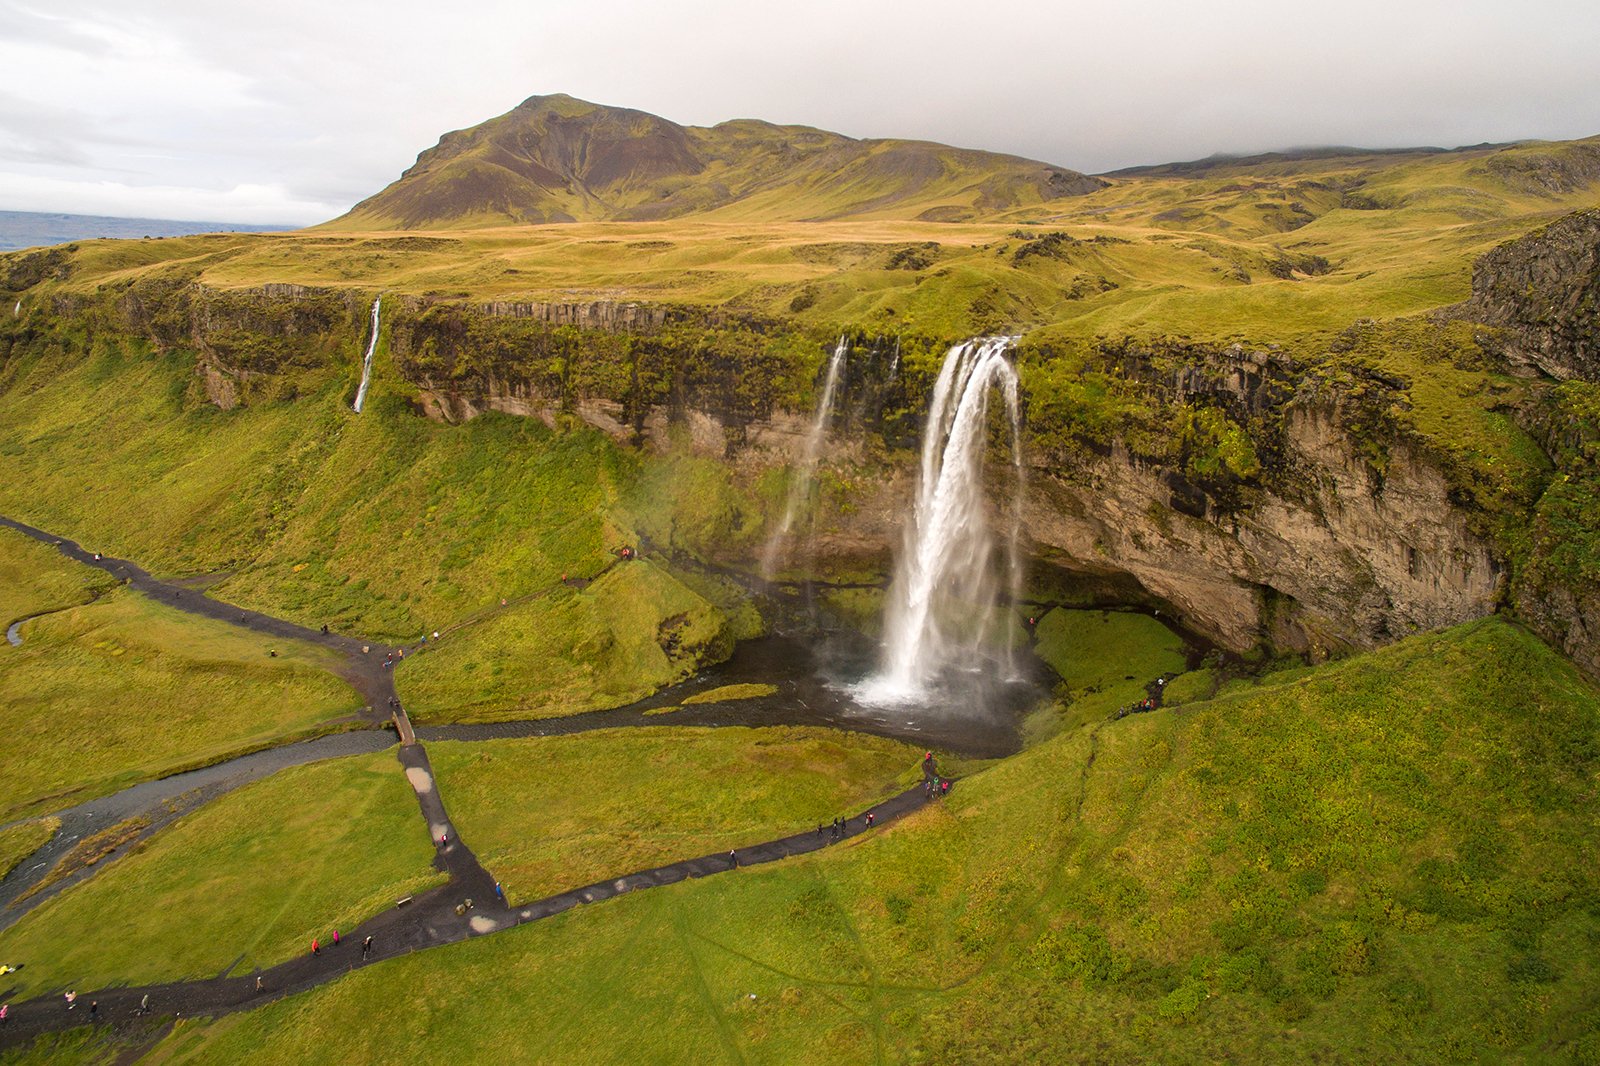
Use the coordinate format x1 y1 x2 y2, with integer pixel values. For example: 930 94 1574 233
363 936 374 960
332 929 340 947
311 937 320 956
89 1000 98 1019
256 975 264 992
65 990 76 1010
494 881 504 902
137 994 149 1016
729 849 737 868
866 812 875 828
0 1003 8 1025
941 780 950 797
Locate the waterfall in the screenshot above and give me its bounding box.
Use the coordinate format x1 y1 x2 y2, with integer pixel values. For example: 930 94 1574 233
857 336 1024 705
352 296 381 413
760 336 849 579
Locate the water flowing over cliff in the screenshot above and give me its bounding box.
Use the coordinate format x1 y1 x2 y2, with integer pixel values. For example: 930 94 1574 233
859 337 1023 704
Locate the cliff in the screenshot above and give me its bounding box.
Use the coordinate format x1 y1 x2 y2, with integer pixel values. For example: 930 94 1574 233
1465 207 1600 381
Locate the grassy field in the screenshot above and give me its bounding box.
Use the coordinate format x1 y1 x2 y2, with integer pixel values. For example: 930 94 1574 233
0 751 441 996
0 583 359 819
89 615 1597 1064
429 726 923 903
0 531 111 634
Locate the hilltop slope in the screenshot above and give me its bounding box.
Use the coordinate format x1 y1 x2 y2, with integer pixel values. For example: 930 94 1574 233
330 93 1105 228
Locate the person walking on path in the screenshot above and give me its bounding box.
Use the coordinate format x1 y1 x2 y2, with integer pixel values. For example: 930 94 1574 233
332 929 340 948
137 994 149 1016
729 849 738 868
64 990 76 1010
89 1001 97 1019
362 935 374 961
866 812 876 829
256 976 264 992
1 1003 8 1026
311 937 320 956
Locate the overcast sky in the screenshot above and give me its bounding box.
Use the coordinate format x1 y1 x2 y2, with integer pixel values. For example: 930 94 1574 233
3 0 1598 225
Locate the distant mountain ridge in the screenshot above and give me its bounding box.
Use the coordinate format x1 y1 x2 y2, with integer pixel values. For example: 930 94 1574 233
330 93 1106 229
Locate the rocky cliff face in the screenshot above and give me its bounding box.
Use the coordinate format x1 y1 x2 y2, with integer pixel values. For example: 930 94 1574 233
1466 207 1600 381
1023 402 1502 656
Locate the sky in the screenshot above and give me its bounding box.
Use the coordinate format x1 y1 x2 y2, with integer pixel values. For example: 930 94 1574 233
3 0 1598 226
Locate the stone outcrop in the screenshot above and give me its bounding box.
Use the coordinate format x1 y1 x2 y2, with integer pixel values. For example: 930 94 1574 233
1465 207 1600 381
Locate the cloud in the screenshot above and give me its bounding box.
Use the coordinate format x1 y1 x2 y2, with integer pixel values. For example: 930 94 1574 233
2 0 1598 220
0 172 337 225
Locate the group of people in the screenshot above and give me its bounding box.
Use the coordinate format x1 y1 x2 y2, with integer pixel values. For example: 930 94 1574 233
1114 679 1167 720
311 932 376 961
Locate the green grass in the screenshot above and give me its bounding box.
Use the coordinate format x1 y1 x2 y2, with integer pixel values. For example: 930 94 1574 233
0 751 441 996
0 530 110 634
396 559 744 723
429 727 922 903
680 683 779 705
1032 608 1188 724
135 616 1600 1064
0 817 58 880
0 585 359 819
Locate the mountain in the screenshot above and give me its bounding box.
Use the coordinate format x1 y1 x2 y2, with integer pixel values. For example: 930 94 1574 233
329 93 1105 229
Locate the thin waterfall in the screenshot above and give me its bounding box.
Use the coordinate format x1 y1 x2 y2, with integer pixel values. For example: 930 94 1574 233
856 336 1023 704
352 296 381 413
760 336 849 579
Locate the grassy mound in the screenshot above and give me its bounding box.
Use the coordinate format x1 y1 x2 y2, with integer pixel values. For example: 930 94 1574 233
134 617 1600 1063
395 559 754 724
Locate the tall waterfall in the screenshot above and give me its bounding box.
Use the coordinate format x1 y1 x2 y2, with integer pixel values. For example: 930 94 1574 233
760 336 849 579
857 336 1024 705
352 296 381 414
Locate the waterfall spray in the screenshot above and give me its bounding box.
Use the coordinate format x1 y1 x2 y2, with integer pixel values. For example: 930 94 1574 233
352 296 381 414
760 336 849 579
856 336 1024 705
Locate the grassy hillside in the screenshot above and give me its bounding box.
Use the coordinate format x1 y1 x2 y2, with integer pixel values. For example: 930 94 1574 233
93 616 1600 1064
0 319 757 633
